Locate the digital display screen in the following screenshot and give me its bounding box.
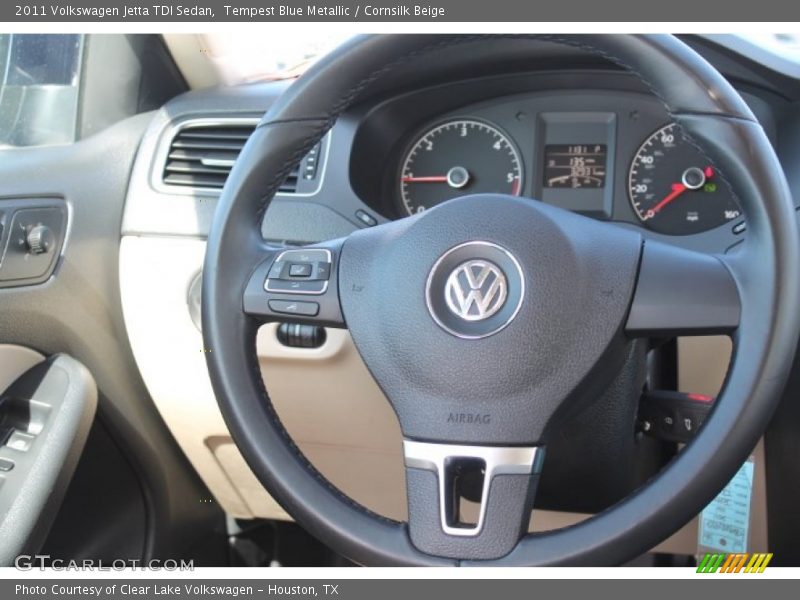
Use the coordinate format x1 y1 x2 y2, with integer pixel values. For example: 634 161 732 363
544 144 607 189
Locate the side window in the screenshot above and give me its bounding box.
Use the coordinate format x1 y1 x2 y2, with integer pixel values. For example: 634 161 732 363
0 34 83 148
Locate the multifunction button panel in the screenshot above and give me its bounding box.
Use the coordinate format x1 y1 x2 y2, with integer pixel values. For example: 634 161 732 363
260 248 334 320
265 248 332 296
244 244 344 327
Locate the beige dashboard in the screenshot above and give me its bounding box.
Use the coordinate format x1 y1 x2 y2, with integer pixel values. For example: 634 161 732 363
118 233 768 556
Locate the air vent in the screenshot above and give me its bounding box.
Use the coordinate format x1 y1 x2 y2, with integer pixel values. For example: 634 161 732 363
163 123 255 189
162 120 325 195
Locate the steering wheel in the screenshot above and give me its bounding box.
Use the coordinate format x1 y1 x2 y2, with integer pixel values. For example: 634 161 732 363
203 35 800 565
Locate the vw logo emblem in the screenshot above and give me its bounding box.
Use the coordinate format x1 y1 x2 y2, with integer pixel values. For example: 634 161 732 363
426 241 525 340
444 260 507 321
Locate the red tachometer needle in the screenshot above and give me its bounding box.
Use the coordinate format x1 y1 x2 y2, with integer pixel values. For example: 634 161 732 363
650 182 688 216
401 176 448 183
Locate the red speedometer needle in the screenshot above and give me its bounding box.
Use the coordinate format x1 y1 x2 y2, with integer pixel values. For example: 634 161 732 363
650 183 688 215
401 176 448 183
648 165 715 217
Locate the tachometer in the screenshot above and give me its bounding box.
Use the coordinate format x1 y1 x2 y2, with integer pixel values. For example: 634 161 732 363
628 123 741 235
399 119 523 216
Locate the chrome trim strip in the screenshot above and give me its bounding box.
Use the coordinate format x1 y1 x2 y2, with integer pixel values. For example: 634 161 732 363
200 157 237 168
403 440 543 538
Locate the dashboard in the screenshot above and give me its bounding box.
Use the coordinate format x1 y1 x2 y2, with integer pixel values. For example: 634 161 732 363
123 66 787 259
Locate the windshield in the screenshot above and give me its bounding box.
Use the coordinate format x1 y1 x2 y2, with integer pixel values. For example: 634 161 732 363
197 32 353 84
737 33 800 61
197 33 800 85
0 33 83 148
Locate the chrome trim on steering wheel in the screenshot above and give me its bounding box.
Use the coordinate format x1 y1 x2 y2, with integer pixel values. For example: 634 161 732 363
403 440 544 537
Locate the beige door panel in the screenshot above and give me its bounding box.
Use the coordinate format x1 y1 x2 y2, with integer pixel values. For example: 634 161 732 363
0 345 44 395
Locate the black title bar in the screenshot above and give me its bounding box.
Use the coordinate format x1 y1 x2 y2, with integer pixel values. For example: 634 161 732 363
3 0 800 22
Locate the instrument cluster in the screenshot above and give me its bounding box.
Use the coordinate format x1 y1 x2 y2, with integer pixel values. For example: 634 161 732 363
341 78 760 241
392 109 741 236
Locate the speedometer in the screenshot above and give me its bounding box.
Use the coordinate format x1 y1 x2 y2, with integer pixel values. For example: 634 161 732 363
399 119 523 216
628 123 741 235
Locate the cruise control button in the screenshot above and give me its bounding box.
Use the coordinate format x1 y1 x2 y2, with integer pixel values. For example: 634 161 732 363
268 300 319 316
289 263 313 277
265 279 327 294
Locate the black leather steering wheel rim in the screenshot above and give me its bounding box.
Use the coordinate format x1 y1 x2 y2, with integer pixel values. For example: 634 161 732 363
203 34 800 566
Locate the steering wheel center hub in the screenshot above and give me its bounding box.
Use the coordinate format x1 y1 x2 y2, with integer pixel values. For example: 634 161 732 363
338 193 643 445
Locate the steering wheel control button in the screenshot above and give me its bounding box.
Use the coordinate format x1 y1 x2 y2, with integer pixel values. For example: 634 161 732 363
426 241 524 339
265 248 332 294
637 390 714 443
268 261 286 279
266 279 327 294
268 299 319 317
288 263 312 277
313 262 331 280
0 458 14 472
279 248 330 263
277 323 327 348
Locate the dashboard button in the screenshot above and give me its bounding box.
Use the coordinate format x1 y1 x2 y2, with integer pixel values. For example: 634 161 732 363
0 457 14 472
0 206 65 282
732 221 746 235
355 209 377 227
268 300 319 317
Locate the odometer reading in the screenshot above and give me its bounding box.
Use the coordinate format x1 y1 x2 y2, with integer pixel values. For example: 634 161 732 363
628 123 741 235
544 144 607 189
399 119 523 216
